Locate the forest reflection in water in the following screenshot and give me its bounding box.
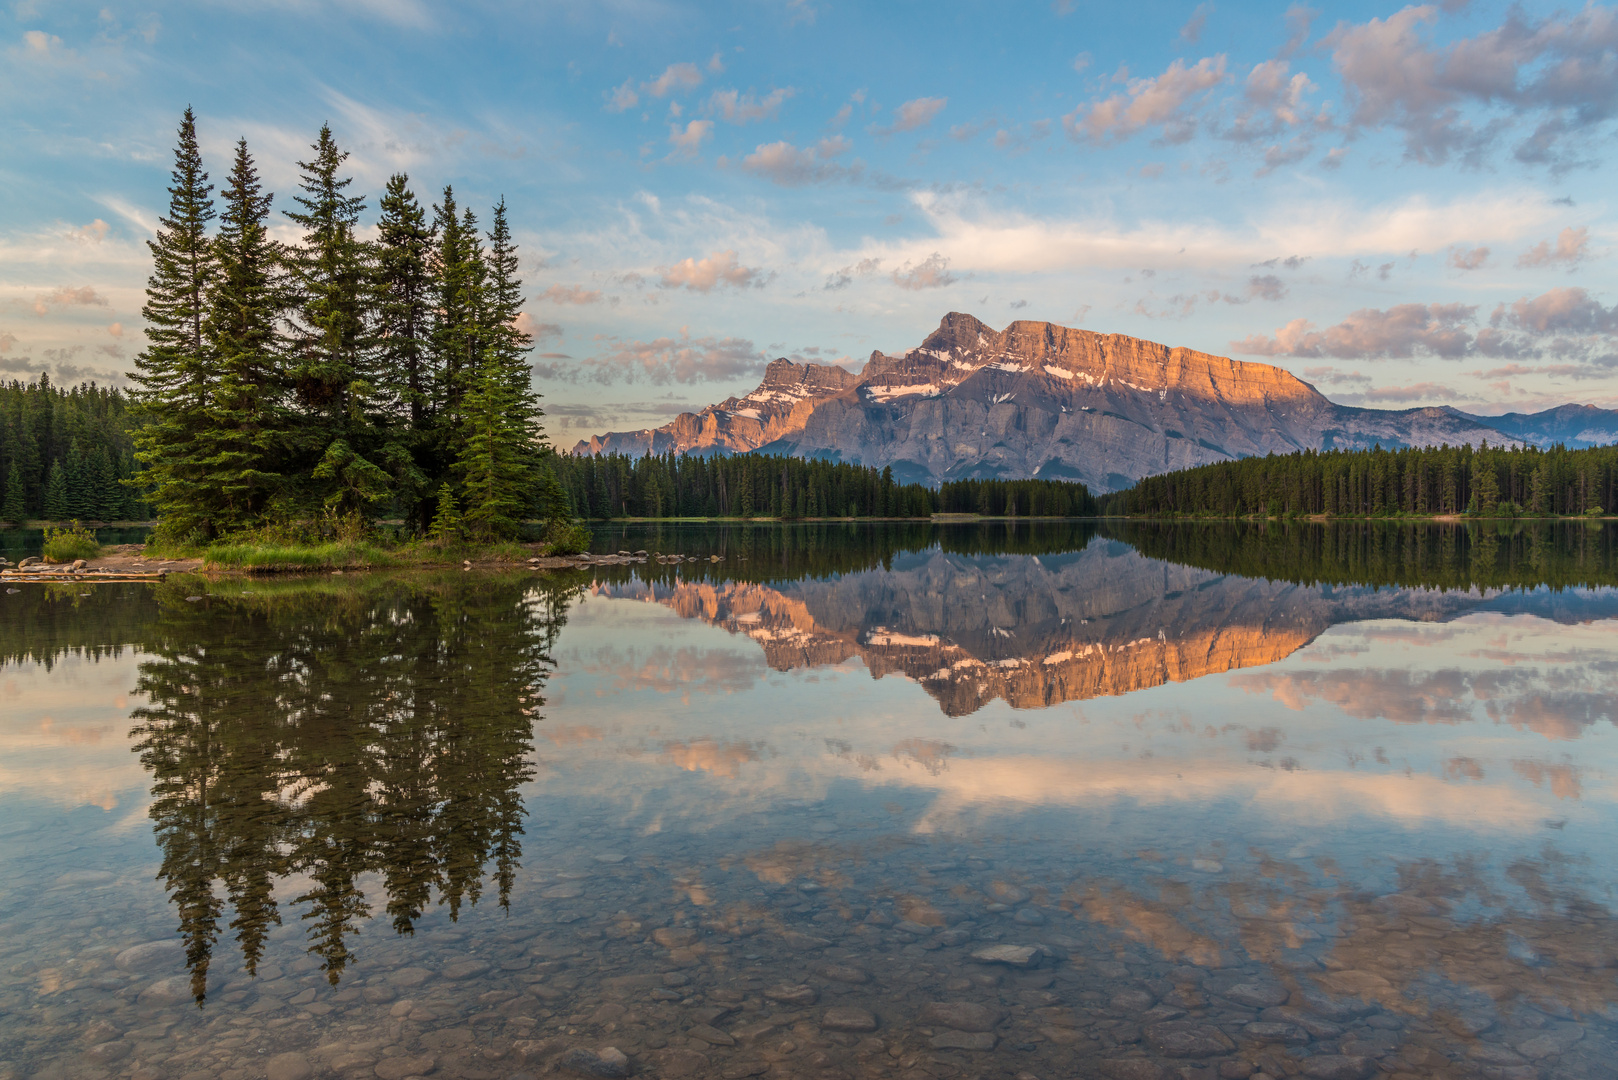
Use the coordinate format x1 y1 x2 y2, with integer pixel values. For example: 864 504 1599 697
1 522 1617 1080
116 574 581 1003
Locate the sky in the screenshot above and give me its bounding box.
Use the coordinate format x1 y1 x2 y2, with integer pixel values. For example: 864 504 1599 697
3 0 1617 443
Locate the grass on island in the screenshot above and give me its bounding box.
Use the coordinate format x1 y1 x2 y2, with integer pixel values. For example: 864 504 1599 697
144 517 588 572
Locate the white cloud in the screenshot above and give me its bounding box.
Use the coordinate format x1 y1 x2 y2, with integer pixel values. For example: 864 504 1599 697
875 96 947 136
734 136 853 186
891 252 956 290
708 87 796 124
1515 226 1589 270
667 119 713 156
538 284 603 305
644 62 703 98
604 79 638 113
574 332 766 384
1065 57 1228 144
657 250 762 292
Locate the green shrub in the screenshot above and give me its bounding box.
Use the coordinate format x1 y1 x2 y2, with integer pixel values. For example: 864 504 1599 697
42 521 100 563
542 518 592 555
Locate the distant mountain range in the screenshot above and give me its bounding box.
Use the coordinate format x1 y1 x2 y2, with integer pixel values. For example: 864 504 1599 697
571 313 1618 492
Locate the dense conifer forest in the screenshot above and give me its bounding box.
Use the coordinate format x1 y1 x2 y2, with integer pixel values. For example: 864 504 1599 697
1105 442 1618 518
0 377 151 523
122 108 562 544
549 451 1097 519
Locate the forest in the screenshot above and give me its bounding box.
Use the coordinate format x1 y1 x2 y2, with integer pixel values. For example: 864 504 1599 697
549 450 1097 519
0 376 150 523
1104 442 1618 518
123 108 562 545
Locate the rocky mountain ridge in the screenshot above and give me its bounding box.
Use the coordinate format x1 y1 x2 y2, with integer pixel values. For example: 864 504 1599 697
571 313 1608 492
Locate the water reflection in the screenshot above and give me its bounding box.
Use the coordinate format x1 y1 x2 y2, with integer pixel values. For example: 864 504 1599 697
122 575 578 1002
2 523 1617 1080
596 531 1618 717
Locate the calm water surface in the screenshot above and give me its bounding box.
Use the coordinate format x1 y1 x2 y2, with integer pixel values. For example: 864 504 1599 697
2 522 1616 1080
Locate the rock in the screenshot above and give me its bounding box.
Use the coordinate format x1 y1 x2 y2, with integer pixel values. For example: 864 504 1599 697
919 1001 1004 1032
570 313 1529 492
18 557 37 568
265 1052 312 1080
1466 1043 1527 1066
185 595 202 602
1242 1022 1309 1044
1101 1060 1170 1080
654 1048 710 1077
928 1030 996 1051
764 984 817 1005
387 966 433 988
1515 1027 1583 1059
1300 1056 1376 1080
1143 1021 1236 1059
116 939 184 972
1191 858 1224 873
1219 1064 1255 1080
363 985 396 1004
688 1023 735 1046
442 958 490 980
821 1006 878 1032
138 974 194 1005
1013 907 1046 924
895 920 934 935
374 1055 436 1080
654 927 698 948
70 559 87 570
816 963 870 983
84 1041 130 1065
567 1046 631 1077
543 882 585 899
1259 1006 1342 1039
970 943 1039 967
1223 982 1290 1008
988 881 1030 904
1110 989 1157 1013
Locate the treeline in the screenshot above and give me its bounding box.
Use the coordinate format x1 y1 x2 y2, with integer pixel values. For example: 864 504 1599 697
1105 443 1618 518
1 376 151 523
552 451 1096 519
1111 519 1618 592
130 109 560 544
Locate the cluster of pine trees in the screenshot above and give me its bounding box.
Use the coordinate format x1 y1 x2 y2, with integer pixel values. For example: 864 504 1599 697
550 451 1097 519
131 109 559 543
1106 443 1617 518
0 376 150 523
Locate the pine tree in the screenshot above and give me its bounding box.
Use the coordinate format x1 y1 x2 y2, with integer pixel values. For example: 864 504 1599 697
285 125 389 518
129 107 220 540
91 446 120 520
44 460 68 520
374 174 436 529
201 139 287 531
456 200 542 541
1 464 24 523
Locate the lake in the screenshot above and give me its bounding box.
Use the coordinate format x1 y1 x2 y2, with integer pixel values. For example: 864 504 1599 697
1 521 1615 1080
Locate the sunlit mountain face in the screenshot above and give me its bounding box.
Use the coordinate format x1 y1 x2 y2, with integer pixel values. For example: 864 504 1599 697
2 522 1617 1079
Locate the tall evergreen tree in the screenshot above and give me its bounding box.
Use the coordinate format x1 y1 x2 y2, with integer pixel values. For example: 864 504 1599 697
455 201 539 541
285 125 389 517
1 463 24 523
128 107 219 539
44 460 68 520
200 139 287 530
373 174 436 528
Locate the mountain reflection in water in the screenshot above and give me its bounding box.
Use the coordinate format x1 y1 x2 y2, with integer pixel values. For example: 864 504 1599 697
1 522 1616 1080
593 524 1618 717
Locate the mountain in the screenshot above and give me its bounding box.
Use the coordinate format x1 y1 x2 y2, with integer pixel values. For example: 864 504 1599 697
572 313 1528 492
1449 403 1618 449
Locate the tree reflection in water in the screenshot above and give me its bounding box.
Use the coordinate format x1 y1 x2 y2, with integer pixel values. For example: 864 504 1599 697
127 572 582 1004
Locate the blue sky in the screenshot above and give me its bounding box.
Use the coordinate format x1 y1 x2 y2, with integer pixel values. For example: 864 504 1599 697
3 0 1616 441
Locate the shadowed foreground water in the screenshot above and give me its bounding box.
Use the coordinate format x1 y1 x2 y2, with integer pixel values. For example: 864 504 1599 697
1 522 1616 1080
